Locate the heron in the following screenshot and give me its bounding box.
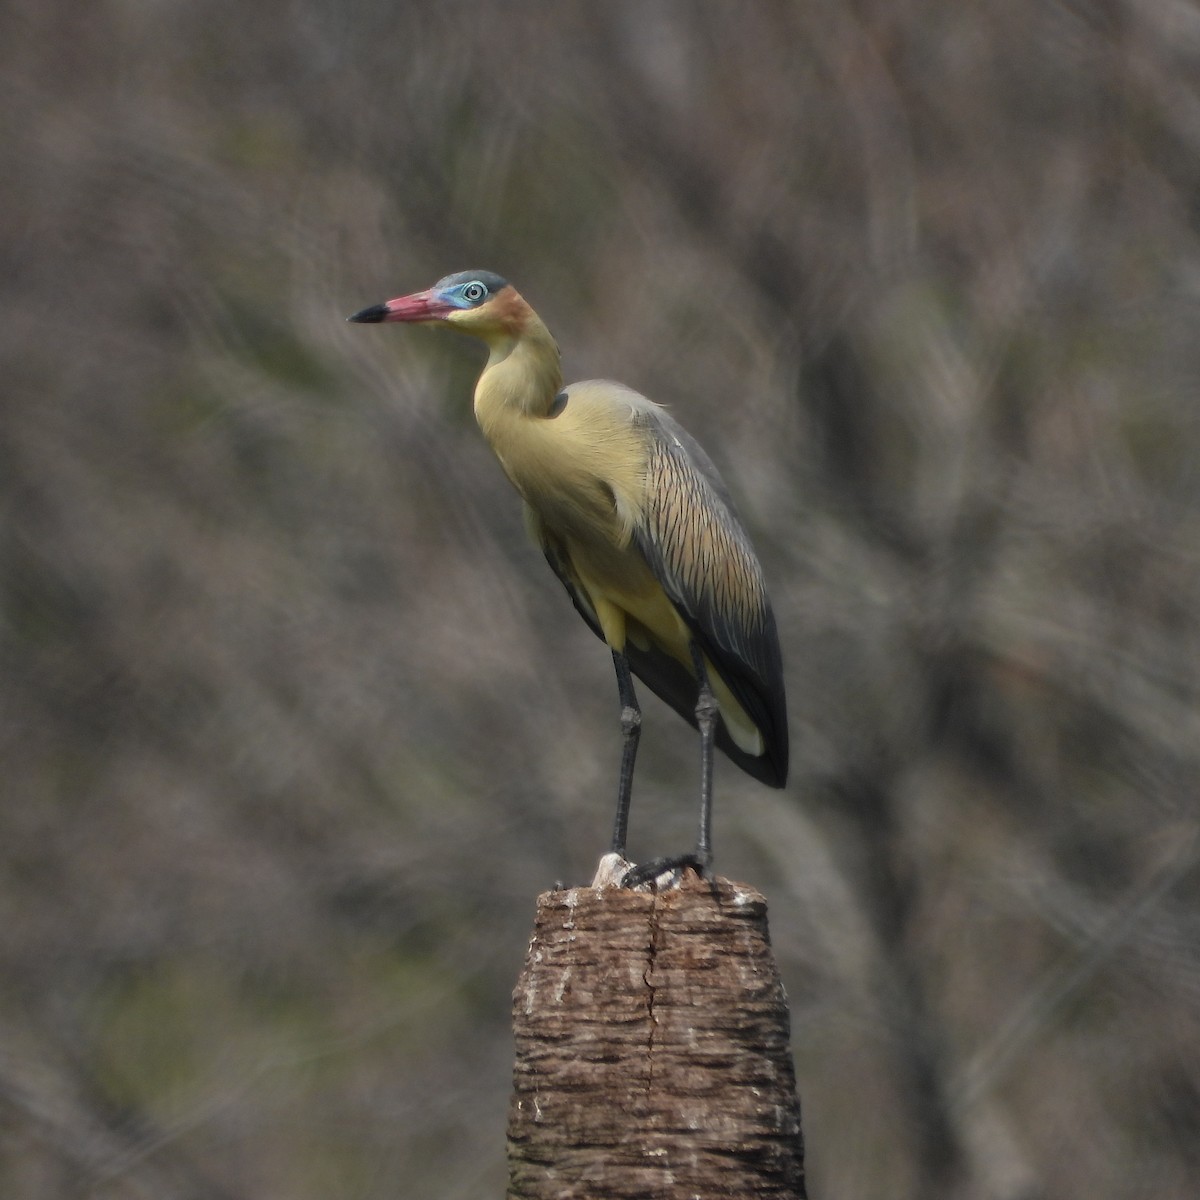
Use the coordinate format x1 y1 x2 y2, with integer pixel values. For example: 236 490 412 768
349 270 786 881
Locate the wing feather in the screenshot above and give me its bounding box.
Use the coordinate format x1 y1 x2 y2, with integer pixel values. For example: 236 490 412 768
632 409 788 786
528 505 607 641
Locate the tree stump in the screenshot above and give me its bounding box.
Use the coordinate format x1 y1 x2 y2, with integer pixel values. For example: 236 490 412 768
507 860 806 1199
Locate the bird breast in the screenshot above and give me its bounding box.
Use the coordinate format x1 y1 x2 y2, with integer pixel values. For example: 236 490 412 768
480 382 651 555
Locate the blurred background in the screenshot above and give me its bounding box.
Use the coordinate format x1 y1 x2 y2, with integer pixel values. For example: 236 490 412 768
3 1 1200 1197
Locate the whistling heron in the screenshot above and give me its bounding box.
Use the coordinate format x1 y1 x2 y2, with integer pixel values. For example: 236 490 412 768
349 271 786 879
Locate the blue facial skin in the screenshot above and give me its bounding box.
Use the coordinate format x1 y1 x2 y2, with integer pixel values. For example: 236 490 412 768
434 270 510 308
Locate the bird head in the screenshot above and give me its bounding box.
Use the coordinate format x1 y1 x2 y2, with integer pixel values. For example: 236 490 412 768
348 270 527 344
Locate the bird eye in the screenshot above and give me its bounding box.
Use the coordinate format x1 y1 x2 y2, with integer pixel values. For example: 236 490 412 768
461 281 487 304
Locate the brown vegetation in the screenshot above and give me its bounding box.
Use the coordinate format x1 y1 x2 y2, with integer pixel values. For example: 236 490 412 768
3 2 1199 1197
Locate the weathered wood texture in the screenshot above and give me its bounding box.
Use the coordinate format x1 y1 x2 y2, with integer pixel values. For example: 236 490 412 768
507 871 806 1199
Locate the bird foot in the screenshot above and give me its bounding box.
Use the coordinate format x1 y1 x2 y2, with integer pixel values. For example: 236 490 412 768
619 852 709 891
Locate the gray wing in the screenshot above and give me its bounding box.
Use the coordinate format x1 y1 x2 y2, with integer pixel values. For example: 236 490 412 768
631 408 788 787
531 508 606 643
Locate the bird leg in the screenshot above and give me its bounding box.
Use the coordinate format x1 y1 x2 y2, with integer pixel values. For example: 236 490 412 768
610 649 641 858
620 642 717 889
689 641 718 874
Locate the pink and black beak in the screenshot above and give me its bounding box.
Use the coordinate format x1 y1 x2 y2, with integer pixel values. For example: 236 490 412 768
347 289 457 324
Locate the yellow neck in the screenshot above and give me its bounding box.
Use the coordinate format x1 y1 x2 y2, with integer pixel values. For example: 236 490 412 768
472 312 563 437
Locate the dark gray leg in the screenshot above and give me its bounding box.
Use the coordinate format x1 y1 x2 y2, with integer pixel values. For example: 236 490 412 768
690 641 718 872
621 641 716 888
611 649 641 857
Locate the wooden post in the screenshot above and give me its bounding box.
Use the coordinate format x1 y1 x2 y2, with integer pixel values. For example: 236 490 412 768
507 861 806 1199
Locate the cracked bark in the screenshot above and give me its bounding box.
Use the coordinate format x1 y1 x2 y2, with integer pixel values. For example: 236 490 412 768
507 871 806 1199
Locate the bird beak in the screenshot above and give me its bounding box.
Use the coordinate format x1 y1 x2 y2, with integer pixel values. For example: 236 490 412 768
347 289 455 324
